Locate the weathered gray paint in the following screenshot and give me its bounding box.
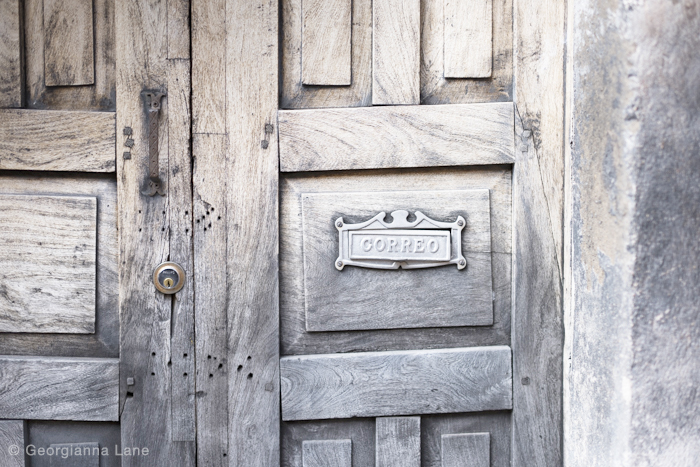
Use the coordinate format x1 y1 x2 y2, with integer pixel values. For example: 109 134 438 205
568 0 700 465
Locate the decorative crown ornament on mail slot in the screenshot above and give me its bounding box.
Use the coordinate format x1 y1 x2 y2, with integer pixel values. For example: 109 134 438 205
334 210 466 271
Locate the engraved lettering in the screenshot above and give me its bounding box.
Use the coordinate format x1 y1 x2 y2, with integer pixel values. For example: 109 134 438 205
361 238 372 252
401 238 411 252
414 239 424 253
388 238 398 252
375 238 386 252
428 239 439 253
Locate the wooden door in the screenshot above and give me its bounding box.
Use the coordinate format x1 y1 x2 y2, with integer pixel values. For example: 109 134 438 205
0 0 563 465
0 0 122 464
189 0 563 466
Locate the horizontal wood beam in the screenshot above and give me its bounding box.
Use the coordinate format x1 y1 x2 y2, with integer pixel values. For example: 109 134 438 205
0 356 119 421
0 109 115 172
279 103 515 172
281 346 512 420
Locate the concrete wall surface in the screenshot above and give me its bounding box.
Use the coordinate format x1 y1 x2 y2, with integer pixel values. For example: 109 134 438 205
568 0 700 465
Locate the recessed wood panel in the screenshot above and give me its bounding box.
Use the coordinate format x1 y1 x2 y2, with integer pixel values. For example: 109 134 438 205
280 168 513 356
279 103 515 172
441 433 490 467
444 0 493 78
49 443 100 467
0 420 24 467
421 0 512 104
301 0 352 85
0 0 23 108
373 0 420 105
282 0 372 108
43 0 94 86
281 346 513 420
0 194 97 334
0 174 118 358
302 190 493 331
0 110 116 172
0 356 119 421
376 417 420 467
302 439 352 467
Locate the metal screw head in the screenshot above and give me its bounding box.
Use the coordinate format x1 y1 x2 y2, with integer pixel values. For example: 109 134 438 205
127 377 135 386
336 220 343 228
457 219 464 227
336 260 343 268
458 259 466 267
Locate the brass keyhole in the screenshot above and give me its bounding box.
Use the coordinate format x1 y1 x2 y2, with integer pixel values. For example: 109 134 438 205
163 277 174 288
154 262 185 294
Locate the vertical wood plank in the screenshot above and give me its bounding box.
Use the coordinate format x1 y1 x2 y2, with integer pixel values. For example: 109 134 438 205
441 433 490 467
372 0 420 105
376 417 421 467
0 0 23 108
167 58 196 442
168 0 190 59
302 440 352 467
116 0 194 463
192 0 226 134
514 0 566 279
0 420 24 467
512 109 563 466
43 0 94 86
192 0 228 463
192 134 228 466
444 0 492 78
301 0 352 85
226 0 280 464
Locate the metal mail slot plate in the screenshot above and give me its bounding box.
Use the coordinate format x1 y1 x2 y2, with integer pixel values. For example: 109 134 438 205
349 230 451 262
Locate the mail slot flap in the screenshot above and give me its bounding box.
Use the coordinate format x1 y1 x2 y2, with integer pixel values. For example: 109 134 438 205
301 190 493 332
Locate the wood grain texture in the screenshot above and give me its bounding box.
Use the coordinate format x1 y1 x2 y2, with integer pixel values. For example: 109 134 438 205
281 346 512 420
376 417 420 467
441 433 490 467
191 3 228 464
225 0 280 465
282 0 372 108
193 134 229 466
372 0 420 105
302 439 352 467
168 0 190 59
421 0 512 104
192 0 225 134
512 109 563 466
25 0 115 110
49 443 99 466
279 103 515 172
301 0 351 85
0 356 118 421
280 168 513 356
444 0 493 78
0 0 23 108
514 0 566 281
0 174 119 358
301 190 493 331
0 194 96 334
116 0 195 462
43 0 94 86
0 110 116 172
421 412 510 467
0 420 24 467
167 58 195 443
282 419 376 467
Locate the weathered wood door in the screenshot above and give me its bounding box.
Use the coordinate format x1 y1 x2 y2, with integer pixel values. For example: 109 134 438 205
1 0 563 465
0 0 122 464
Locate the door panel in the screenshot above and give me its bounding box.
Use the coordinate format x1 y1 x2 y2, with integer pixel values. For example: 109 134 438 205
281 168 513 356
